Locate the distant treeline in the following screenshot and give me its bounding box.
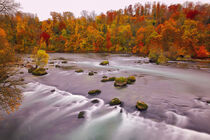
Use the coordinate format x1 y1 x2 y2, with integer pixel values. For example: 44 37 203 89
0 1 210 60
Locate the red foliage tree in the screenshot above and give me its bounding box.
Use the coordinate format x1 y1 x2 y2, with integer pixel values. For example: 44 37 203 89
59 21 66 31
186 10 199 20
195 46 209 58
106 31 112 51
40 32 50 46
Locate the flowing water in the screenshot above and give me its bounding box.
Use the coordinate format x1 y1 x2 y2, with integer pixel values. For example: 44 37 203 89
0 53 210 140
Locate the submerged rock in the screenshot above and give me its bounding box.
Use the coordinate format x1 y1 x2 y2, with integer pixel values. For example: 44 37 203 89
32 68 48 76
62 60 68 64
78 111 85 119
57 57 66 60
109 98 121 106
51 89 55 92
88 71 94 76
88 89 101 96
136 100 148 111
91 99 100 104
100 60 109 66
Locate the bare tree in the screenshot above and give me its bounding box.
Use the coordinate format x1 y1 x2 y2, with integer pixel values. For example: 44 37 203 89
0 0 20 15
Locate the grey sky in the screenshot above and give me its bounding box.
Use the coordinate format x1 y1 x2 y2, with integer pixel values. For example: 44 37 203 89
17 0 209 20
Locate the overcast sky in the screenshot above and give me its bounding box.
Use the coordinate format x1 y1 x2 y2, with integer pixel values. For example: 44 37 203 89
17 0 209 20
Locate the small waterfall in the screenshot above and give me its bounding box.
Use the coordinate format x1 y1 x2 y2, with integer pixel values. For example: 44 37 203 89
1 82 210 140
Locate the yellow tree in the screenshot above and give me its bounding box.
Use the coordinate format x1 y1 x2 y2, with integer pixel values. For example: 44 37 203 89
34 50 49 68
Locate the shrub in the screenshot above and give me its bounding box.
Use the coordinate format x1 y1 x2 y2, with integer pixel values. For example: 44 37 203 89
157 53 168 64
33 50 49 68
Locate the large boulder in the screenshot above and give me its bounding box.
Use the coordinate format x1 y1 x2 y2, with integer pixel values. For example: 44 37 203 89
114 77 127 87
136 101 148 111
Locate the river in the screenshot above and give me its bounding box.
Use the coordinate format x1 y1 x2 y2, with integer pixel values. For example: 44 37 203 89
0 53 210 140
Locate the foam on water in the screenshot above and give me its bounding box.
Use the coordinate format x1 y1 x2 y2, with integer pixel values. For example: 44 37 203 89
20 83 210 140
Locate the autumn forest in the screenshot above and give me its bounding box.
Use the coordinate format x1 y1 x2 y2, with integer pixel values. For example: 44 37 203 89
1 1 210 65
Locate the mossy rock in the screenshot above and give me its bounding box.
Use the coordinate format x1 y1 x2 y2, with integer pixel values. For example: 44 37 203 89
114 77 127 87
75 69 84 73
108 77 116 81
100 61 109 66
32 68 48 76
62 60 68 64
78 111 85 119
101 77 116 82
88 71 94 76
102 76 108 78
136 101 148 111
127 76 136 84
88 89 101 96
101 78 109 82
109 98 121 106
